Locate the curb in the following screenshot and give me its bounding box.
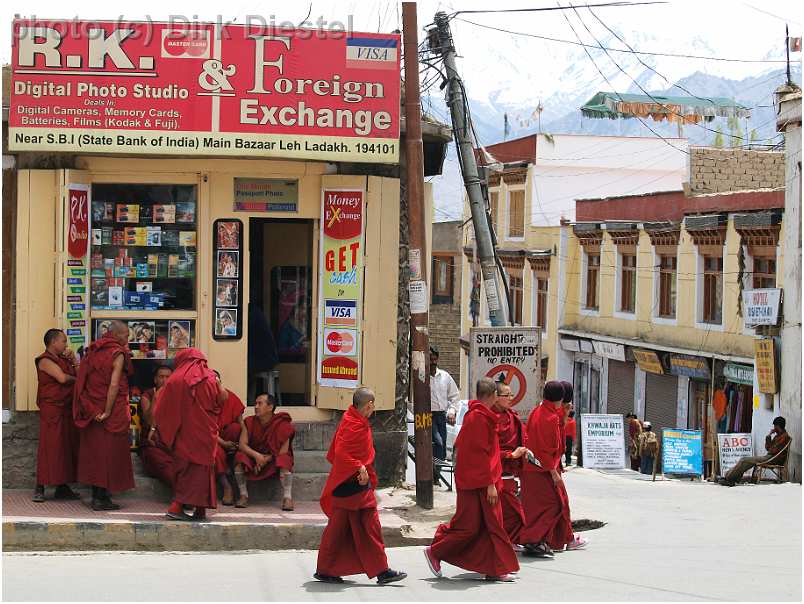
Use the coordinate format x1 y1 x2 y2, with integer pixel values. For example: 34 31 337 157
2 518 433 552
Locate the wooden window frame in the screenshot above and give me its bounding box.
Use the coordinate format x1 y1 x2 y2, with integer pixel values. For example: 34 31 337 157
702 254 723 324
507 188 525 240
509 273 523 325
750 252 777 290
619 252 637 313
536 276 548 330
657 254 677 319
585 252 600 311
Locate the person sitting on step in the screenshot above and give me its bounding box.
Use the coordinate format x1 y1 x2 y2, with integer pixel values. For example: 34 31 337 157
232 393 296 510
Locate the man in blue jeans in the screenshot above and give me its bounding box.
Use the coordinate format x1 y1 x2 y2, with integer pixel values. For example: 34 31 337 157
429 346 459 463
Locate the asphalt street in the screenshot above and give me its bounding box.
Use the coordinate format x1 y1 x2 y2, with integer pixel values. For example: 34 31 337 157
3 468 801 601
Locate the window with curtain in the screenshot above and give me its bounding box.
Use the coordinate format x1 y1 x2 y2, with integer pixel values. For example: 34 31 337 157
658 254 677 318
620 253 636 313
702 255 723 324
585 252 600 310
508 189 525 238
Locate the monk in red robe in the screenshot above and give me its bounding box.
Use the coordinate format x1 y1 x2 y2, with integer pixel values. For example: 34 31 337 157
314 387 407 586
138 365 174 487
33 329 80 502
153 348 227 521
520 380 586 557
232 393 295 510
425 377 519 582
73 321 135 510
492 381 531 547
211 370 245 506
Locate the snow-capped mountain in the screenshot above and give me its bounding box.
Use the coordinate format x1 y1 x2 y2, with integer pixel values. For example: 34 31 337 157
424 8 801 221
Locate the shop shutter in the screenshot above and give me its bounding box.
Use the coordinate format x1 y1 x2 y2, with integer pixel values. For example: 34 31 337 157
645 372 679 447
607 360 635 416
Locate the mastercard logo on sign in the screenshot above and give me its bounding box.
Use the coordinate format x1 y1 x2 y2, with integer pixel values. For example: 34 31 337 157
326 330 355 354
161 29 210 59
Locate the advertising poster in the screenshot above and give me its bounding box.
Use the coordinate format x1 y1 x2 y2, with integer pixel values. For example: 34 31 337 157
64 184 90 356
318 189 364 388
718 433 753 477
662 429 703 476
580 414 626 470
9 20 400 163
469 327 542 420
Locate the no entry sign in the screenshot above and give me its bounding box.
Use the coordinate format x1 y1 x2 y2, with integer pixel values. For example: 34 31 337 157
469 327 542 419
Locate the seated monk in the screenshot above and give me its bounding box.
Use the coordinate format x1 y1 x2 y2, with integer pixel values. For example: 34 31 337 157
139 365 174 487
212 370 245 506
233 393 295 511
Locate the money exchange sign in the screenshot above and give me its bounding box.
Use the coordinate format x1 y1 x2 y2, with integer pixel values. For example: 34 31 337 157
9 20 400 162
317 189 364 388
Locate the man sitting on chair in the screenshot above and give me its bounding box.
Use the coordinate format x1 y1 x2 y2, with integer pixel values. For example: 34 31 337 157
719 416 791 486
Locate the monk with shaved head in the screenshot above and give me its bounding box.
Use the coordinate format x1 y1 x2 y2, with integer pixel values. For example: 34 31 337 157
73 320 135 510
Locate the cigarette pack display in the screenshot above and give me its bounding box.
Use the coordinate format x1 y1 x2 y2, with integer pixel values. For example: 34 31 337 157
157 254 169 278
176 202 196 223
168 254 179 278
116 204 140 223
161 230 179 247
177 252 196 278
147 254 159 277
116 265 134 278
146 227 162 246
92 229 102 245
112 230 125 246
136 263 149 278
104 203 115 221
91 253 103 269
136 281 153 293
92 201 106 222
91 279 108 305
125 227 147 246
108 286 123 307
153 204 176 224
101 227 113 245
139 204 153 223
179 231 197 247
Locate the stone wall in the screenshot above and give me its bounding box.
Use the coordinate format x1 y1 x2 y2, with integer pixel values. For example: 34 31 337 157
688 147 785 195
2 411 39 488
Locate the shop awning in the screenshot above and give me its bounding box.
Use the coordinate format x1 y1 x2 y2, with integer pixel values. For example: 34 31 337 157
557 328 753 366
580 92 750 124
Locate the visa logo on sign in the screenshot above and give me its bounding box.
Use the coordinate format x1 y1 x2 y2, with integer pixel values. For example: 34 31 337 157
346 37 398 70
324 299 357 327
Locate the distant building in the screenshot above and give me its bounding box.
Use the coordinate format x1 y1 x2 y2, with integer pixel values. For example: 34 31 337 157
428 220 463 382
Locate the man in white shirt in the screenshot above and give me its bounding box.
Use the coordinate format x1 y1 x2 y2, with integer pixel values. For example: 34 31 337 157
429 346 460 461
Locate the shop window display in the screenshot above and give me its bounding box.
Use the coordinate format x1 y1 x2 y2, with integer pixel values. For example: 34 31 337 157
90 184 197 311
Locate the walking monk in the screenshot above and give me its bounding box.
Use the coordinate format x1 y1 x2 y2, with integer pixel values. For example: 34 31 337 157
314 387 407 585
139 365 174 487
520 381 587 557
232 393 295 510
153 348 227 521
73 320 135 510
32 329 80 502
425 377 520 582
212 370 245 506
492 381 531 547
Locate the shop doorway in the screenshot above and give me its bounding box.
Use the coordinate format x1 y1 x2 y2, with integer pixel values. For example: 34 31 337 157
248 218 314 405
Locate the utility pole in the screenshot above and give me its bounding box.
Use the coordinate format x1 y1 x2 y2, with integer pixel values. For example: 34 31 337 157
432 12 506 327
402 1 433 509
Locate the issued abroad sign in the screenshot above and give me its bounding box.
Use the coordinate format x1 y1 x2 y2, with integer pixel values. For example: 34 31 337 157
9 20 400 162
469 327 541 420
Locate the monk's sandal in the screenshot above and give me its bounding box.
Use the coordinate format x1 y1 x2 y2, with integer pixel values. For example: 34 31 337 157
377 569 407 585
313 573 343 584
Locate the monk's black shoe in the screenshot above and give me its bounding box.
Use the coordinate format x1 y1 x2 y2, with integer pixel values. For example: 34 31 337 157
54 485 80 500
313 573 343 584
32 486 45 503
377 569 407 585
91 498 121 511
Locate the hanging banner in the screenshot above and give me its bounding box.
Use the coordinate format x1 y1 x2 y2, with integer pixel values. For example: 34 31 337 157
469 327 542 420
661 429 703 476
580 413 626 470
742 288 782 327
317 189 364 388
9 20 400 163
633 349 664 375
718 433 753 476
668 354 710 379
64 184 90 356
723 363 754 386
754 338 778 394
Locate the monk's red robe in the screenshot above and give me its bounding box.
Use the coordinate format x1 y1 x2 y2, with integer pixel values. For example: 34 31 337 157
316 406 388 579
214 392 245 474
519 401 574 549
234 413 295 480
138 388 174 487
430 401 519 577
35 350 79 486
73 335 135 493
495 407 527 545
154 349 221 509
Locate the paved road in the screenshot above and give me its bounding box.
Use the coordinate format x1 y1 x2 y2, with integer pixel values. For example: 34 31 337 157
3 469 801 601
